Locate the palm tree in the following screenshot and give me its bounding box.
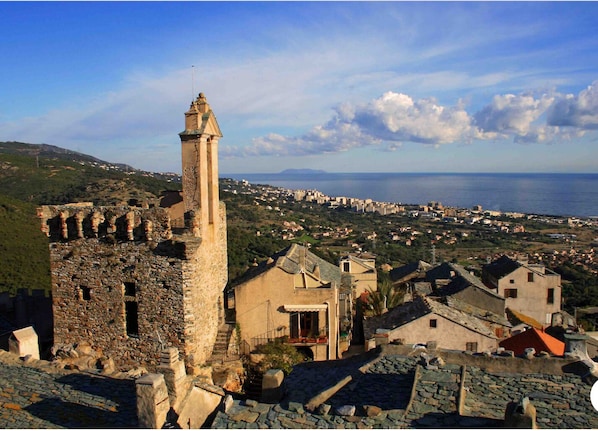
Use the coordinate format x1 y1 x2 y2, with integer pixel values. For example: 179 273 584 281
364 278 404 316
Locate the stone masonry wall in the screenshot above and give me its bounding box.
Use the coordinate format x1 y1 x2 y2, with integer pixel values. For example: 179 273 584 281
39 203 227 371
181 203 228 367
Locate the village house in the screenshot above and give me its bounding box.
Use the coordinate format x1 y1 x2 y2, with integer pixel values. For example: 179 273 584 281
233 244 350 361
339 252 378 299
363 295 498 353
38 93 228 371
482 255 562 326
425 263 511 338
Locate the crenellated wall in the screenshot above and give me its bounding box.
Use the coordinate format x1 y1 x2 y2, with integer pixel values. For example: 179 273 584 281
39 202 227 371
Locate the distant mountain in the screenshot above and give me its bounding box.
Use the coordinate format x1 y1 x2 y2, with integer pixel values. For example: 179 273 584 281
0 141 135 170
279 168 327 175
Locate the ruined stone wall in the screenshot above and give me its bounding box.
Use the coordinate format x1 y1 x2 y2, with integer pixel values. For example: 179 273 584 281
39 203 227 370
180 203 228 367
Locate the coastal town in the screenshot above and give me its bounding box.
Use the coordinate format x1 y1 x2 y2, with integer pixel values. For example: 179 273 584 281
1 93 598 429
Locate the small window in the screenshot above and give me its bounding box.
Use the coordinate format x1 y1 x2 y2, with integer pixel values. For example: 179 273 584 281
528 272 534 282
342 262 350 272
504 288 518 299
125 301 139 337
124 282 136 297
509 279 515 284
80 286 91 301
429 319 437 328
547 288 555 304
466 342 478 352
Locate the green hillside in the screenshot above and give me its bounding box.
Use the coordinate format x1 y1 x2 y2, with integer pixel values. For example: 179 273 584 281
0 142 286 294
0 194 51 294
0 142 180 294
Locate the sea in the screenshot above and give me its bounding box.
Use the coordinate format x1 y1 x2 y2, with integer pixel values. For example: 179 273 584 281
223 172 598 218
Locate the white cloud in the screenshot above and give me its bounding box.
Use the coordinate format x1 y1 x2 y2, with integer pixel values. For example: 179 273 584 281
547 81 598 130
225 82 598 160
473 92 555 142
352 92 474 146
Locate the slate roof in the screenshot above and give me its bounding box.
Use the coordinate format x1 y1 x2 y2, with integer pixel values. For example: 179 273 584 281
441 296 511 327
233 244 341 288
389 260 432 283
363 295 497 341
483 255 521 279
434 264 505 301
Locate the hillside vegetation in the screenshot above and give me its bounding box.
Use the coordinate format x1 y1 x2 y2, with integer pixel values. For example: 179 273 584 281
0 142 288 294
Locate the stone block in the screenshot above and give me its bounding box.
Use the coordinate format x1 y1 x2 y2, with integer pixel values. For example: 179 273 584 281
9 326 39 360
261 369 284 403
136 373 170 429
177 385 222 429
336 405 356 416
223 394 235 413
318 404 331 415
364 405 382 417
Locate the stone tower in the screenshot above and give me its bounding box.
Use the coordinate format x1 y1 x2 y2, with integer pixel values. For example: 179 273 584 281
38 93 228 371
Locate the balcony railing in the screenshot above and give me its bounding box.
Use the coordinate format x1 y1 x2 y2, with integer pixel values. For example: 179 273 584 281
250 328 329 351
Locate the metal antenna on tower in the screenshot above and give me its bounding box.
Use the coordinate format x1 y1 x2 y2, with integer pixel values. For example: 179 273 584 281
191 65 195 99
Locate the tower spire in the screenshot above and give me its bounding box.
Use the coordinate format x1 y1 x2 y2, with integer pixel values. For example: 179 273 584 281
179 92 223 235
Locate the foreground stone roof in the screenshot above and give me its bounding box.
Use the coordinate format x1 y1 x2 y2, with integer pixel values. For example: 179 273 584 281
2 346 597 429
213 345 598 429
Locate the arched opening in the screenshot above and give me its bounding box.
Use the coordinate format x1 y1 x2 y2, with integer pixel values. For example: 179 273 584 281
295 346 314 361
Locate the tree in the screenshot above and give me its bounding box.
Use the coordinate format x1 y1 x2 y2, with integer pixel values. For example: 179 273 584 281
364 277 404 316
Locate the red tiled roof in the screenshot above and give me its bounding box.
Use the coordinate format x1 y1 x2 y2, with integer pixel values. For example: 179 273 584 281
499 327 565 356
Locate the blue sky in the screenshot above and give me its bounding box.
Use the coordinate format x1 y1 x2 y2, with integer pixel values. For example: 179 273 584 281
1 2 597 174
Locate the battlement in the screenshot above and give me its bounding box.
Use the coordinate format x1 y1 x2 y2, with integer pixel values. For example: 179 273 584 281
38 204 173 243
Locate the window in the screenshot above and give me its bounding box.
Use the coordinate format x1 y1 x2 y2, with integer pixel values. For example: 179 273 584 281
528 272 534 282
504 288 518 298
342 262 350 273
124 282 136 297
125 301 139 337
429 319 437 328
547 288 555 304
509 279 515 284
290 312 319 339
466 342 478 352
80 286 91 301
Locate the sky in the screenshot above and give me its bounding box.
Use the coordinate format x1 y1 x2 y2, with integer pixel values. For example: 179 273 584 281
1 2 598 174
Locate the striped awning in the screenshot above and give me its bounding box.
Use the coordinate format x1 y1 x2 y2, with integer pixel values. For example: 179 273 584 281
283 304 328 312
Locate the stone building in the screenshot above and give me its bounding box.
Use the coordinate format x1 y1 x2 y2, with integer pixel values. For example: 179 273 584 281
38 93 228 370
482 255 562 326
363 295 498 353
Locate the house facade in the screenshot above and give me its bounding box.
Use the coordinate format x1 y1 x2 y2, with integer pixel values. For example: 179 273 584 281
363 295 498 353
483 256 561 326
38 93 228 370
234 244 348 361
339 253 377 298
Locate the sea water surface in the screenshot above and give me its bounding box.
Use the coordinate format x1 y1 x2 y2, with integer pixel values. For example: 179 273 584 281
224 172 598 218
